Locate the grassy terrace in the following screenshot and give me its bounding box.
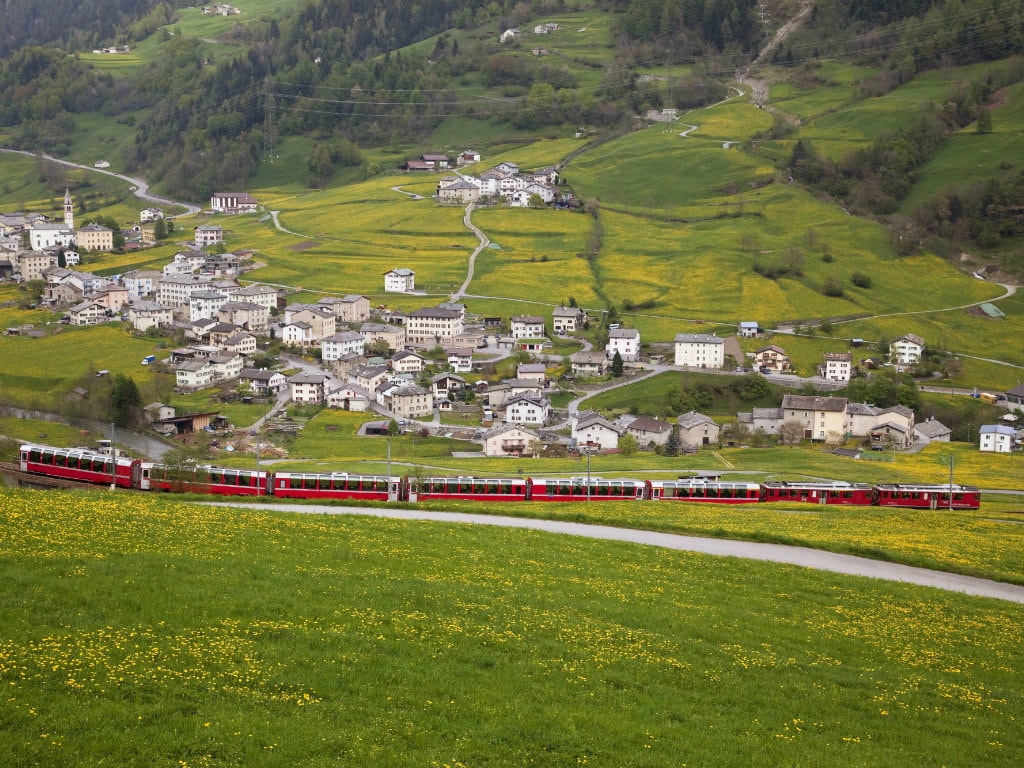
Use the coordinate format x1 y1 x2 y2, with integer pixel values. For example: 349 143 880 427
0 488 1021 766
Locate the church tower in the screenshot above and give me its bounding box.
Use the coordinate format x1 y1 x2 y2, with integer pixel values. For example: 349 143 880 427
63 188 74 229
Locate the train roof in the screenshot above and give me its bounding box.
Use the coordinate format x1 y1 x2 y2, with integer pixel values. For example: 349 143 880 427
874 483 980 492
761 480 872 489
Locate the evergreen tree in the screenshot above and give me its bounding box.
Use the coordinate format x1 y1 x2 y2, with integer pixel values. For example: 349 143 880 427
111 374 141 427
611 350 624 377
665 425 680 457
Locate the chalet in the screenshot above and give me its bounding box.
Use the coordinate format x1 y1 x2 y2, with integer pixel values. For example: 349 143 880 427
482 424 539 458
240 368 287 395
502 393 550 426
431 373 466 403
892 333 925 366
421 153 451 169
66 300 108 326
754 345 790 372
457 150 481 166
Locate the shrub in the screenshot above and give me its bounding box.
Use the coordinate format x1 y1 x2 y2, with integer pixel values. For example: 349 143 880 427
822 277 845 297
851 272 873 288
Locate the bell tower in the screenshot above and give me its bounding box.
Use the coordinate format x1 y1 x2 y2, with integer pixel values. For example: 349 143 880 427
63 187 74 229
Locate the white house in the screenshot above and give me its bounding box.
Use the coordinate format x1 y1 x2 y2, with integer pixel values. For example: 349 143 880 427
500 28 520 44
194 224 224 247
391 350 425 374
607 328 641 362
127 301 174 333
552 306 586 334
482 424 539 458
979 424 1017 453
447 347 474 373
288 373 328 404
674 333 724 368
502 393 549 426
892 333 925 366
625 416 673 449
384 268 415 293
510 315 546 339
738 321 760 338
572 411 623 451
189 290 230 322
240 368 287 395
175 359 214 391
819 352 852 382
140 207 164 222
571 350 608 377
322 331 366 361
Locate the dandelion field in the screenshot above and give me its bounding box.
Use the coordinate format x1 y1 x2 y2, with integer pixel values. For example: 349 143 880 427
0 488 1022 767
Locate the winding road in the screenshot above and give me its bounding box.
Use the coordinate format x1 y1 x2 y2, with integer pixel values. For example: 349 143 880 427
208 501 1024 605
0 148 201 216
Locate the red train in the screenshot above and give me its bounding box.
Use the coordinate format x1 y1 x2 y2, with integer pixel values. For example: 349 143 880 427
18 443 983 510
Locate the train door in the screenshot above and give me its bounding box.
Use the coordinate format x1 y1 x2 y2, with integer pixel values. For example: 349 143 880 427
929 493 938 510
391 478 405 502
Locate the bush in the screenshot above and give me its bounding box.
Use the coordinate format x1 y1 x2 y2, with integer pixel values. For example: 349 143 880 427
851 272 873 288
822 277 845 297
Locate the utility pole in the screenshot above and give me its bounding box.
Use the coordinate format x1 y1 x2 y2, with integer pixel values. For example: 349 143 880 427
109 423 116 491
948 453 954 512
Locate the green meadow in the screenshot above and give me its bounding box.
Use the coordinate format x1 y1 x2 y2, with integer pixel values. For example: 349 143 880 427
0 488 1022 767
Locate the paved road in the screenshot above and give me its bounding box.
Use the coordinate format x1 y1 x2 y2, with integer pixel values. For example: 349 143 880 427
208 501 1024 605
452 203 489 301
0 148 201 216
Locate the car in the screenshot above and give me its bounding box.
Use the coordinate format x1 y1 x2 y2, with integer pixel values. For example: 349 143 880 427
870 444 887 451
759 366 772 375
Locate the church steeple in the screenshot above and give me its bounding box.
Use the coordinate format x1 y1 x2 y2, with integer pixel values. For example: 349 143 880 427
63 187 74 229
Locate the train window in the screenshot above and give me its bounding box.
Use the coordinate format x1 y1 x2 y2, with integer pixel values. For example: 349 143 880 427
545 481 557 495
376 479 388 492
486 480 499 494
474 480 486 494
500 481 512 494
460 479 472 493
287 475 301 489
559 482 571 496
302 475 317 490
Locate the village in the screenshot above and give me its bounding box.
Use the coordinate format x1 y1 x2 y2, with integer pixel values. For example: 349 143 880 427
1 170 1020 461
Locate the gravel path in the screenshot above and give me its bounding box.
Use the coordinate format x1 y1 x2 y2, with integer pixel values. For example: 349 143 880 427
206 502 1024 604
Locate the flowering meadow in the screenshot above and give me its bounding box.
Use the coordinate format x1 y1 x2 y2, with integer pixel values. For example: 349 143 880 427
1 487 1022 766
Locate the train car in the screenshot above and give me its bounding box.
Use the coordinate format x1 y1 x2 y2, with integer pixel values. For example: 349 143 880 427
761 481 874 506
873 483 981 510
140 462 268 496
272 471 398 502
532 477 646 502
20 443 138 488
649 478 762 503
414 476 529 502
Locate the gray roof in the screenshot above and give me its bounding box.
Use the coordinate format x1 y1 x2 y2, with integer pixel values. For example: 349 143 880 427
915 419 951 438
627 416 672 434
675 333 723 344
781 395 848 412
677 411 717 429
752 407 783 419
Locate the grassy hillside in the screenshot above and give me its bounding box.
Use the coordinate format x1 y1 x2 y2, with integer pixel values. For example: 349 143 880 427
0 488 1021 767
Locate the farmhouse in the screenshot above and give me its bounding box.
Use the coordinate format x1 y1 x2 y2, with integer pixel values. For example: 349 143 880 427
674 333 724 368
677 411 720 448
446 347 474 373
625 416 673 449
780 395 848 441
66 300 108 326
391 350 425 374
327 384 372 412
